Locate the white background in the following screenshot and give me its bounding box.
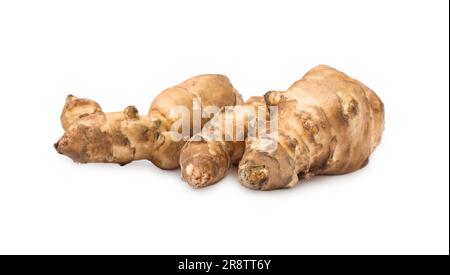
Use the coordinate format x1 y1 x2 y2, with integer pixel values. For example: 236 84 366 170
0 0 448 255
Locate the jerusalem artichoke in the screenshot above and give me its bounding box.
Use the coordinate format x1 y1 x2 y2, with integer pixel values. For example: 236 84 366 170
54 66 384 192
180 96 267 187
54 74 243 169
238 65 384 190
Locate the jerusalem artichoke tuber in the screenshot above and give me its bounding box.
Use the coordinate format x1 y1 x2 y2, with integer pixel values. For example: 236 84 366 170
54 74 243 169
55 66 384 192
238 65 384 190
179 96 267 187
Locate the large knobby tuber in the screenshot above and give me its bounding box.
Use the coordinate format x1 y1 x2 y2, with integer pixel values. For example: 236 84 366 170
238 65 384 190
54 74 243 169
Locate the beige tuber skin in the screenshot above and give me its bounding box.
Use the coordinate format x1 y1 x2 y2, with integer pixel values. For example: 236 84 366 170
54 74 243 169
55 66 384 191
238 65 384 190
179 96 267 188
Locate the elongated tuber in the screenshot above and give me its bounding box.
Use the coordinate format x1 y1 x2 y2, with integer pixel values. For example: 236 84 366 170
55 74 243 169
238 65 384 190
180 96 267 187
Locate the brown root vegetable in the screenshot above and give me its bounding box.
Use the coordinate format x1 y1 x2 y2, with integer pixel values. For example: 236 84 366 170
55 100 159 166
60 95 102 131
54 74 243 169
238 65 385 190
180 96 267 188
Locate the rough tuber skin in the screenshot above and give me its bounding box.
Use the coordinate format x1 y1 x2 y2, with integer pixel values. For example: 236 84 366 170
179 96 267 188
55 99 159 165
60 95 102 131
55 74 243 169
55 67 384 191
238 65 385 190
